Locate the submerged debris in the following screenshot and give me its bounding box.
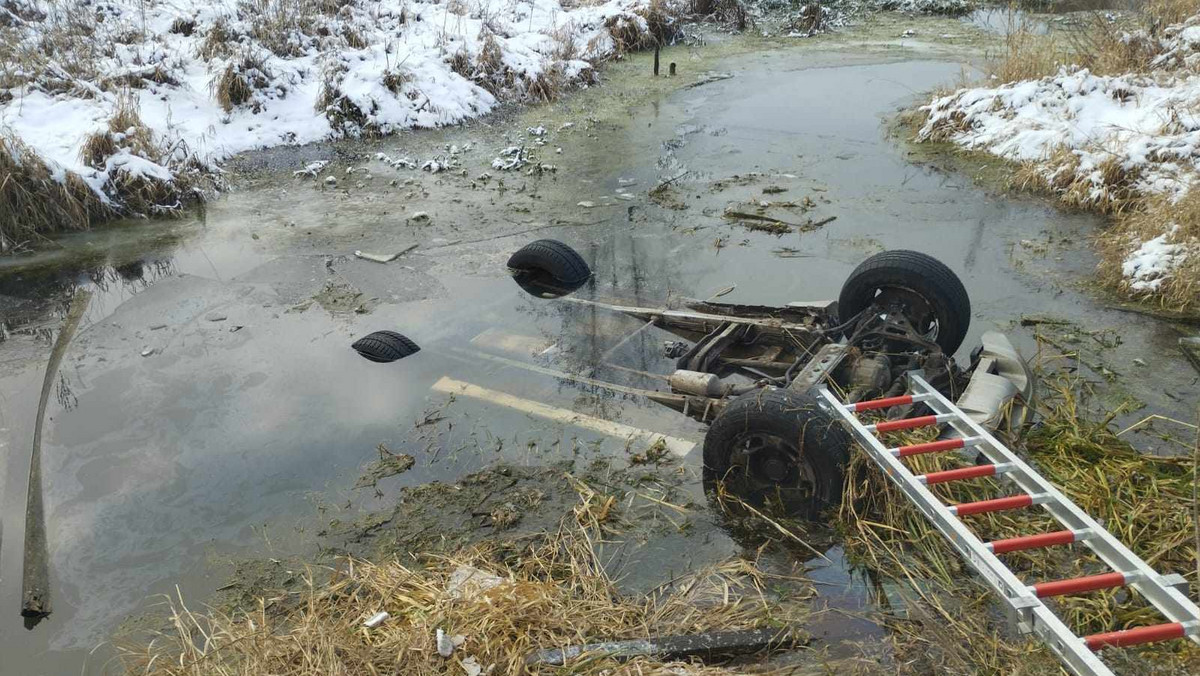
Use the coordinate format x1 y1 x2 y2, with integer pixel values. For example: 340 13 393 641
377 153 418 170
354 446 415 488
491 146 530 171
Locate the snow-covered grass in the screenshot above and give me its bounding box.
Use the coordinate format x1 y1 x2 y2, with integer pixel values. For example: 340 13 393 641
871 0 971 16
915 4 1200 312
0 0 672 246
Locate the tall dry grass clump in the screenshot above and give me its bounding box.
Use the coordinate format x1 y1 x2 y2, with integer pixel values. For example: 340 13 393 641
209 51 274 112
0 134 106 250
1011 145 1144 213
77 94 200 216
119 488 809 675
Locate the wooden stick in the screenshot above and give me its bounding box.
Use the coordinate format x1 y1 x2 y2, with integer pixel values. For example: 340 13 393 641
22 288 91 618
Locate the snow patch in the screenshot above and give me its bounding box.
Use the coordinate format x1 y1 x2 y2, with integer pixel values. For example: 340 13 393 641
1122 226 1192 292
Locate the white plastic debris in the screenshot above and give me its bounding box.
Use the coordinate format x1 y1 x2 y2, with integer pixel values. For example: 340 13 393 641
354 251 400 263
410 211 430 222
363 611 389 628
577 201 596 208
446 565 506 599
323 175 338 187
461 655 484 676
436 628 454 657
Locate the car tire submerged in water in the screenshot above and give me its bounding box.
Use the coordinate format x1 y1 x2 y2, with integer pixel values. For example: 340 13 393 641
507 239 591 297
703 388 852 518
352 331 420 363
838 249 971 354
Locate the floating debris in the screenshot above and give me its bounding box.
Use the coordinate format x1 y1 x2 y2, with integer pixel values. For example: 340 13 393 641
491 146 528 171
293 160 329 178
376 152 418 170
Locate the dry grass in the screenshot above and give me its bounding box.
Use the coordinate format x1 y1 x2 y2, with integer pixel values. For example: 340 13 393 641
240 0 320 57
470 30 513 96
119 482 810 675
1099 191 1200 312
1 86 204 244
1011 145 1144 213
197 19 237 60
837 363 1200 672
525 63 571 102
1148 0 1200 26
0 134 105 248
76 95 200 216
210 51 273 112
986 0 1200 85
317 61 418 135
988 18 1073 84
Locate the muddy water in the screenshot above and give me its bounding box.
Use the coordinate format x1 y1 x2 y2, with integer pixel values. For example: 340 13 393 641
1 31 1196 675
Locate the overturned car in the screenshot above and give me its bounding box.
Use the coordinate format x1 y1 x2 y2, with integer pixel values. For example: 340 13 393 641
508 242 1034 516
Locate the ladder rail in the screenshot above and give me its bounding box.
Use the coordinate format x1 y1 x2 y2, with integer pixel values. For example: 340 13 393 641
816 386 1116 676
909 375 1200 640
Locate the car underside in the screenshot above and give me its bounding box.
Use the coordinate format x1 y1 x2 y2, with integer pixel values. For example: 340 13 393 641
508 244 1035 517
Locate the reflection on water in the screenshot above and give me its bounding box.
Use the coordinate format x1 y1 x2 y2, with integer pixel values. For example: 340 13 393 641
964 7 1048 35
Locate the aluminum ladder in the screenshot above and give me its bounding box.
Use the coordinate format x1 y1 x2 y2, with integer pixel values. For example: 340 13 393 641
817 374 1200 676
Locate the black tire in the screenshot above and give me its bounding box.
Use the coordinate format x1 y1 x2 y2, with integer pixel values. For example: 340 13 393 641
352 331 420 363
838 250 971 354
507 239 591 285
703 388 852 518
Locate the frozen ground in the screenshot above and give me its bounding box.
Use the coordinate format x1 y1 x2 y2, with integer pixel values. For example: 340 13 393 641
916 13 1200 302
0 0 660 212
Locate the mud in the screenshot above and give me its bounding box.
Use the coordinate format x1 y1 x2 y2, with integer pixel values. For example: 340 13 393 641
0 13 1196 676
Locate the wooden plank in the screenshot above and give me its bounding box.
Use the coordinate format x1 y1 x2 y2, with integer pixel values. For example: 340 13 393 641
431 377 696 457
526 628 799 666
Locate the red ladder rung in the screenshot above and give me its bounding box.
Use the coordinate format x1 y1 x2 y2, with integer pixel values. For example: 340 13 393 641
874 415 939 433
848 395 913 412
951 494 1033 516
896 437 965 458
988 529 1076 554
1033 572 1127 598
920 464 997 485
1085 622 1185 651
